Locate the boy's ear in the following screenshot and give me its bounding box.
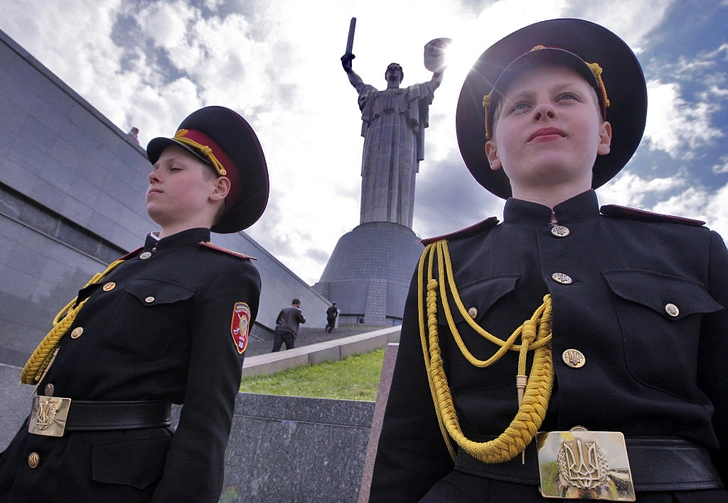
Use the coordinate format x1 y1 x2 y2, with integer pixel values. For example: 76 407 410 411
597 121 613 156
210 176 231 202
485 140 502 171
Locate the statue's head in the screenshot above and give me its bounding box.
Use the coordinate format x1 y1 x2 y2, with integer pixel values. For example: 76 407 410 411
385 63 404 84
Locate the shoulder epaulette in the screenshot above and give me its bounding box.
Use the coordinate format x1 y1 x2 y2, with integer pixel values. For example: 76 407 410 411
420 217 499 245
600 204 705 227
118 246 143 261
199 241 257 260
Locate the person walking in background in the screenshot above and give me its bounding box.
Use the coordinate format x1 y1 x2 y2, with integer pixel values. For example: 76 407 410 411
272 299 306 352
325 302 338 333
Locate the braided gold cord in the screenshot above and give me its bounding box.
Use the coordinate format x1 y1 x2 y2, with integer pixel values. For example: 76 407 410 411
174 129 227 176
417 245 458 460
418 240 554 463
20 259 125 385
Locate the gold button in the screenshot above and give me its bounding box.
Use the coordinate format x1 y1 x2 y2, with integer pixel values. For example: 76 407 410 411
139 251 152 260
145 296 155 304
28 452 40 468
45 384 54 397
550 225 570 238
551 272 573 285
102 282 116 292
70 327 84 339
665 303 679 317
562 349 586 368
468 307 478 319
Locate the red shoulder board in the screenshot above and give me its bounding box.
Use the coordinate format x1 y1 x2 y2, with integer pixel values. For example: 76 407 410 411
199 241 257 260
600 205 705 227
421 217 499 245
118 246 143 261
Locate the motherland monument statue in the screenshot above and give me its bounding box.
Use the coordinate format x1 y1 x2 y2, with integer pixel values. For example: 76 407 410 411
314 20 450 326
340 18 450 228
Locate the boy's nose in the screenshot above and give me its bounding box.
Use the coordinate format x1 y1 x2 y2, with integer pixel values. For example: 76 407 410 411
533 103 556 122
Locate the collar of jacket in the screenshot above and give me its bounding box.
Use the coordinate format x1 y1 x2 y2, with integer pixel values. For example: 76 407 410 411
503 189 599 226
142 228 211 253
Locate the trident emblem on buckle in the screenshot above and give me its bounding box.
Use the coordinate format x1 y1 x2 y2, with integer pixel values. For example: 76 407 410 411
559 437 609 490
28 396 71 437
536 428 636 501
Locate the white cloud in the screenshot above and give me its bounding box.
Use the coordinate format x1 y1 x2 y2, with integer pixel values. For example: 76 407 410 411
138 2 195 50
704 184 728 238
597 171 686 207
643 80 723 159
713 155 728 174
599 173 728 241
652 185 728 238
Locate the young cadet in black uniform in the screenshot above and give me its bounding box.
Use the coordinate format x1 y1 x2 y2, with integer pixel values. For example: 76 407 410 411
369 19 728 502
0 106 269 502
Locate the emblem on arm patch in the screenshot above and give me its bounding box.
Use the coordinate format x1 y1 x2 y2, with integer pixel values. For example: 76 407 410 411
231 302 251 354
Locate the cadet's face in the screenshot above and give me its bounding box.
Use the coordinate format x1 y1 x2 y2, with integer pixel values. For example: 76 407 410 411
146 145 218 230
485 66 611 196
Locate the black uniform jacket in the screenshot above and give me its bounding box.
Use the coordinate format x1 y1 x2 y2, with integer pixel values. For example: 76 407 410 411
276 306 306 337
0 228 261 503
369 190 728 501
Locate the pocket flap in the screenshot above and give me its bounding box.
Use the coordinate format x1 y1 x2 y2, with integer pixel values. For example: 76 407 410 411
437 275 519 325
603 270 722 320
123 279 195 306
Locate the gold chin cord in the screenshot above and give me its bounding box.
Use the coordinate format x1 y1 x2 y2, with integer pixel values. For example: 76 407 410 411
20 259 126 385
418 240 554 463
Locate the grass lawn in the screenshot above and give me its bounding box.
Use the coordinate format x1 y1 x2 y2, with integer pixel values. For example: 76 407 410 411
239 348 386 401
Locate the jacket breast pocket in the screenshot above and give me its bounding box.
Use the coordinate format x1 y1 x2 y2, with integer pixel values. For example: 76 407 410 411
437 275 520 392
603 270 723 400
101 279 196 360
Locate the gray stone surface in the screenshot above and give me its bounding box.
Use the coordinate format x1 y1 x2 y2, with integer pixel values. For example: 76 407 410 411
358 343 399 502
0 364 29 445
0 28 331 367
224 394 374 502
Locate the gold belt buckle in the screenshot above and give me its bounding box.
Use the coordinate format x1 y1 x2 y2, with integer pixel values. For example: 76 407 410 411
536 428 635 501
28 395 72 437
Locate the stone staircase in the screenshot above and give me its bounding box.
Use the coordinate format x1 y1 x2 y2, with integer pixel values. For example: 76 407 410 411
242 325 401 377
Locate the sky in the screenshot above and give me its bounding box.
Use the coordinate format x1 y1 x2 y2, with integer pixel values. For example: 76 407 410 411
1 0 727 285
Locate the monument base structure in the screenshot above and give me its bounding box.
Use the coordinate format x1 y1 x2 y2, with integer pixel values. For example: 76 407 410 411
314 222 423 326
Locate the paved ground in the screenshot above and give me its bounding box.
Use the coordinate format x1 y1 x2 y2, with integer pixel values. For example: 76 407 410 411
244 326 375 357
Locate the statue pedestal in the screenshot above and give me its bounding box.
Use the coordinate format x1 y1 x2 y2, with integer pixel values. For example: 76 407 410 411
313 222 423 326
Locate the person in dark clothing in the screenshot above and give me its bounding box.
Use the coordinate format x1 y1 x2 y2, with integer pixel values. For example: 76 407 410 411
0 106 269 503
272 299 306 352
369 19 728 502
326 302 338 333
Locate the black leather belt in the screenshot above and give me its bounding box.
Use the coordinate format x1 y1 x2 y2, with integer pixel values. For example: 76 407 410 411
65 400 172 431
455 437 724 492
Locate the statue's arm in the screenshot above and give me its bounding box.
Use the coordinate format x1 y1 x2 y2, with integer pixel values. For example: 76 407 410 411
429 70 444 90
341 53 366 92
